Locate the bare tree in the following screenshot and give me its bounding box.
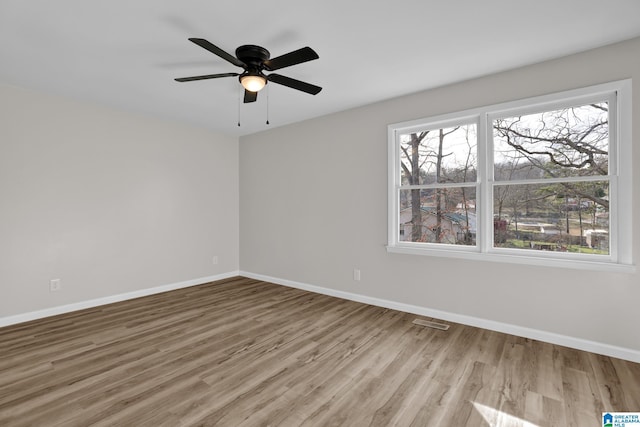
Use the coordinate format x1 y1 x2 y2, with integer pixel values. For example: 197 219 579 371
433 127 458 242
493 103 609 208
400 131 430 241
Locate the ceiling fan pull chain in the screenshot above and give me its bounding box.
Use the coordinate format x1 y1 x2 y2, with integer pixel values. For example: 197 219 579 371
237 86 242 127
266 85 270 125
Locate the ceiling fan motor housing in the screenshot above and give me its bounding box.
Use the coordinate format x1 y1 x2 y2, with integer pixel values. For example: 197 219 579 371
236 45 270 67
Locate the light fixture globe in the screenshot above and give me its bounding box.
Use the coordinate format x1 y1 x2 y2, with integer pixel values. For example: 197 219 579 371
240 73 267 92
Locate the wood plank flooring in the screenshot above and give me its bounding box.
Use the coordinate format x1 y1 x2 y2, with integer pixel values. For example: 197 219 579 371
1 276 639 426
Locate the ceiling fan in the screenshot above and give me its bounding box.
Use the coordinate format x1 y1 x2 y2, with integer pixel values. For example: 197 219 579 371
175 38 322 103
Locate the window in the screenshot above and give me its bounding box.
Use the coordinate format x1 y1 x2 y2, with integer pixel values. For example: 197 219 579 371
387 80 633 272
397 120 478 247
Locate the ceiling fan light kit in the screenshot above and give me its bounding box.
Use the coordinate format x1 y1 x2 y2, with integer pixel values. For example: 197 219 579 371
240 74 267 92
175 38 321 104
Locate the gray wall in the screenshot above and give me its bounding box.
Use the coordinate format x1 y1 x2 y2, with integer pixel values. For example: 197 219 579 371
1 84 239 317
240 37 640 353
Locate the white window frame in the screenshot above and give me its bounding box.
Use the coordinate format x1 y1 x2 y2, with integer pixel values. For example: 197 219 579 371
387 80 634 273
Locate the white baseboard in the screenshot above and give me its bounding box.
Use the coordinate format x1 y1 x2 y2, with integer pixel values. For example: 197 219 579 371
0 271 240 328
240 271 640 364
4 270 638 363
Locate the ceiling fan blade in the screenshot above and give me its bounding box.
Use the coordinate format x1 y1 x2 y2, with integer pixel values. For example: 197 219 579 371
244 90 258 103
188 38 245 68
263 47 319 71
175 72 239 82
267 74 322 95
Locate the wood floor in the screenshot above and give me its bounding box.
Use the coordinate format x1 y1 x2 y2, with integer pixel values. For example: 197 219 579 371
1 277 639 427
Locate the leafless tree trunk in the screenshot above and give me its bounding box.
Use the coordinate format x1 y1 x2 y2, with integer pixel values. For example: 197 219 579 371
400 132 429 241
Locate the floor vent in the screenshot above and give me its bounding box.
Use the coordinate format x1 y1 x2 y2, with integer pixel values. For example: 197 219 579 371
412 318 450 331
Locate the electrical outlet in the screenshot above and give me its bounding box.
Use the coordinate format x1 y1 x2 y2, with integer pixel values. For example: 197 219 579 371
353 269 361 281
212 256 219 265
50 279 61 292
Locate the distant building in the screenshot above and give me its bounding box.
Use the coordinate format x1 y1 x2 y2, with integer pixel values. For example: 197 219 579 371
584 229 609 250
399 207 476 244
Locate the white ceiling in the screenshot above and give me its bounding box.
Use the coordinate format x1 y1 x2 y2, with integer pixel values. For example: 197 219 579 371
2 1 640 137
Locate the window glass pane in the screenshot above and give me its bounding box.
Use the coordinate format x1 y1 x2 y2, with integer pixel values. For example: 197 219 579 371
493 181 609 254
493 102 609 180
399 187 476 245
399 124 477 185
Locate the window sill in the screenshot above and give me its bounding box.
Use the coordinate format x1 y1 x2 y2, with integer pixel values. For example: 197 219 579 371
386 245 636 274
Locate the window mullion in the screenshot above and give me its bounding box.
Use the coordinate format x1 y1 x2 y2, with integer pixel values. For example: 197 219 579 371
388 128 400 247
478 113 492 253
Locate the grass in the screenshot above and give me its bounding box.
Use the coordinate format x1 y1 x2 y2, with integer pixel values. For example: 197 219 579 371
502 239 607 255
